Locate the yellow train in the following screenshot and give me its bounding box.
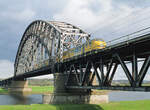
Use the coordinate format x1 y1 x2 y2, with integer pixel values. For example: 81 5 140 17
33 39 106 70
62 39 106 61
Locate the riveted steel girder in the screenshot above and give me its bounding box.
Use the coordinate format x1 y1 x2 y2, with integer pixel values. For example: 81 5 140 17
15 20 90 76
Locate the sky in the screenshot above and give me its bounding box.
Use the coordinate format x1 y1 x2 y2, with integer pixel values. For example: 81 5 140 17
0 0 150 80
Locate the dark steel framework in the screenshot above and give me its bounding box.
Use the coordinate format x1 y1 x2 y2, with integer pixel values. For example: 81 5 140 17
63 33 150 91
14 20 90 76
1 21 150 92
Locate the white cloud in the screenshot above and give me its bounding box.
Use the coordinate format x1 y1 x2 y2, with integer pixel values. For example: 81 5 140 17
53 0 134 33
0 60 14 79
53 0 150 42
53 0 97 30
0 59 54 79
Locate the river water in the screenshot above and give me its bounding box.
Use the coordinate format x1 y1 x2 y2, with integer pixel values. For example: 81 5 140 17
0 91 150 105
109 91 150 102
0 94 42 105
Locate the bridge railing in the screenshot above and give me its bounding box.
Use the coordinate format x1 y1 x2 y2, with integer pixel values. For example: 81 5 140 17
106 27 150 47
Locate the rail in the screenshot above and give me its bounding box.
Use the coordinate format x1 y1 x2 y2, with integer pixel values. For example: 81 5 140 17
106 27 150 47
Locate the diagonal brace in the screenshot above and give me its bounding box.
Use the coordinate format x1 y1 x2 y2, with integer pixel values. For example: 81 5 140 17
138 56 150 86
115 54 134 86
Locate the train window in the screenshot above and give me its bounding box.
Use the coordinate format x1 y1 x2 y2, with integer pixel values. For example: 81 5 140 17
94 38 104 42
99 38 104 42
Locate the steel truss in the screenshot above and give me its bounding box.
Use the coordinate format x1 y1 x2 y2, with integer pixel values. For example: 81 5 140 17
14 20 90 76
64 51 150 91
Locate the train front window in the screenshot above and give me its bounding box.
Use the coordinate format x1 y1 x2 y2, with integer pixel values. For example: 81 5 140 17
94 38 104 42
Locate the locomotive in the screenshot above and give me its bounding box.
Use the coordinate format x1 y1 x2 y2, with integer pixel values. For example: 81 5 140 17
62 39 106 60
34 39 106 69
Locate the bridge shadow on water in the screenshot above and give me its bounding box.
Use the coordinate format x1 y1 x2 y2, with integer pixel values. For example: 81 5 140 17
9 93 28 104
55 104 104 110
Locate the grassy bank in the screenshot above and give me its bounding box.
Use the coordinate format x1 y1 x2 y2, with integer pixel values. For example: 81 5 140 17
0 86 54 94
30 86 54 94
0 100 149 110
0 88 8 94
0 86 109 94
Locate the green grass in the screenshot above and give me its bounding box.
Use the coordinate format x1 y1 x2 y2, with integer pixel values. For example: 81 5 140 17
101 100 150 110
142 83 150 86
0 86 54 94
30 86 54 94
0 100 150 110
0 88 8 94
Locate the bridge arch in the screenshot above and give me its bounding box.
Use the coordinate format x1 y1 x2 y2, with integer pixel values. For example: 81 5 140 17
14 20 90 76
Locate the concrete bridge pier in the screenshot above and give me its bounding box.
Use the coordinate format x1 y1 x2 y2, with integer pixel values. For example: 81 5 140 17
53 73 90 94
43 73 109 104
8 79 32 93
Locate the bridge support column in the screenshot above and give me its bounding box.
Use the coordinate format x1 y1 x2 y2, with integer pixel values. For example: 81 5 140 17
8 80 32 93
54 73 89 94
43 73 109 104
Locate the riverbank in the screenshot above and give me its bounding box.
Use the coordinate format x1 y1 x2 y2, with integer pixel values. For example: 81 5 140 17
0 100 149 110
0 86 110 95
0 88 8 94
30 86 53 94
0 86 54 94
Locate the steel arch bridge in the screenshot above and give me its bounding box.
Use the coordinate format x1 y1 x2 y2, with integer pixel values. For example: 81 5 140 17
1 20 150 92
14 20 90 76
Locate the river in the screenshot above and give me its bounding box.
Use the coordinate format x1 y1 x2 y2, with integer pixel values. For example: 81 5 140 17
0 94 42 105
109 91 150 101
0 91 150 105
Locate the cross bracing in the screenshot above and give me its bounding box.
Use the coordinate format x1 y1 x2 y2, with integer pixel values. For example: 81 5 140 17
14 20 90 75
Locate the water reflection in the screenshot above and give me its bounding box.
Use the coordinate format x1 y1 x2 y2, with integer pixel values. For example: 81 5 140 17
0 93 42 105
1 91 150 105
109 91 150 102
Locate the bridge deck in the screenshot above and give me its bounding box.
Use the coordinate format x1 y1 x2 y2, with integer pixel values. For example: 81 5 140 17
1 32 150 91
66 86 150 92
14 65 53 80
3 33 150 80
63 33 150 64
